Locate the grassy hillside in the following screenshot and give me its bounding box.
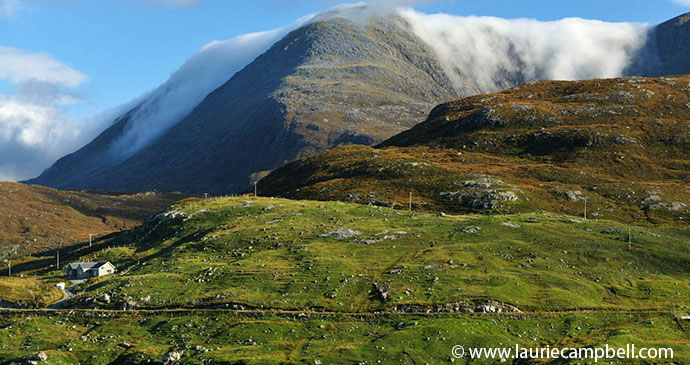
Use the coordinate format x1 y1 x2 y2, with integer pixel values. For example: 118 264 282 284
0 182 187 257
53 197 690 313
258 76 690 225
1 197 690 363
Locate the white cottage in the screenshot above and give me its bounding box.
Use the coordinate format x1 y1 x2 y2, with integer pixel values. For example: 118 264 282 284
65 262 116 279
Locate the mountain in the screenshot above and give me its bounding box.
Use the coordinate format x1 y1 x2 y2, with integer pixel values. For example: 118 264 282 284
27 15 458 194
257 76 690 225
632 12 690 77
26 10 690 195
0 182 185 257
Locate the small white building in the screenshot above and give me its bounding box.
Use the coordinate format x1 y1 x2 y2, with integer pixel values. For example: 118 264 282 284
65 262 116 279
56 282 65 290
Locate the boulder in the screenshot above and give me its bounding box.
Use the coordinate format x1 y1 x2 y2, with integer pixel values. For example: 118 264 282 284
26 352 48 364
374 283 390 302
565 190 584 202
163 350 183 364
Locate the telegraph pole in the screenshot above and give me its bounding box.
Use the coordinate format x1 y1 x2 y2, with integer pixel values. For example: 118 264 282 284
89 234 93 248
409 192 412 211
6 261 10 277
56 250 60 270
254 182 258 197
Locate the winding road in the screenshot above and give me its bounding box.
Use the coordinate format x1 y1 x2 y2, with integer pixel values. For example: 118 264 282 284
48 280 84 309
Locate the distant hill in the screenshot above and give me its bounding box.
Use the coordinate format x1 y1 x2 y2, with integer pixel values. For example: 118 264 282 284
0 182 186 257
258 76 690 225
26 11 690 195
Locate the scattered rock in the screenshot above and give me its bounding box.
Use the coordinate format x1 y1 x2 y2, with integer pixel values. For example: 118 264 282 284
321 228 362 240
463 227 481 234
642 195 661 204
460 190 519 210
649 202 687 211
501 222 520 228
120 298 138 311
474 300 522 313
464 178 498 189
149 209 189 224
370 201 396 208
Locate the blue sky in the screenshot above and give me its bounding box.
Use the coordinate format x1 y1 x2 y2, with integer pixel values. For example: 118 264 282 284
0 0 689 181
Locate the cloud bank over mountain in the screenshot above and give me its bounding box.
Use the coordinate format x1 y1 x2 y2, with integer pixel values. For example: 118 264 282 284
400 9 648 94
107 15 314 159
106 5 649 161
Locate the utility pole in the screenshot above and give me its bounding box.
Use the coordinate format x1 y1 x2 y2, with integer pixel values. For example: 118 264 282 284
6 261 10 277
584 196 588 220
254 182 258 197
409 192 412 212
89 234 93 248
56 250 60 270
204 193 208 199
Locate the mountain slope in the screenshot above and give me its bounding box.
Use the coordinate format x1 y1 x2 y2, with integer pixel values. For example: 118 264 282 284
0 182 185 256
633 12 690 77
27 16 458 194
258 76 690 224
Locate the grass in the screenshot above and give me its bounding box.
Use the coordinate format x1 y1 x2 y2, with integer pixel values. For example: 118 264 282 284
0 311 689 364
0 277 62 308
48 196 690 313
2 197 690 362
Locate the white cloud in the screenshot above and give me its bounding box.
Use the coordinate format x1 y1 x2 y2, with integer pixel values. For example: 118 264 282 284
0 46 87 87
0 0 21 19
367 0 436 7
0 46 109 181
672 0 690 6
400 10 649 94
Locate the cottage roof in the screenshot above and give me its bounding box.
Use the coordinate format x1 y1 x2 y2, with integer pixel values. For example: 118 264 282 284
66 262 114 270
